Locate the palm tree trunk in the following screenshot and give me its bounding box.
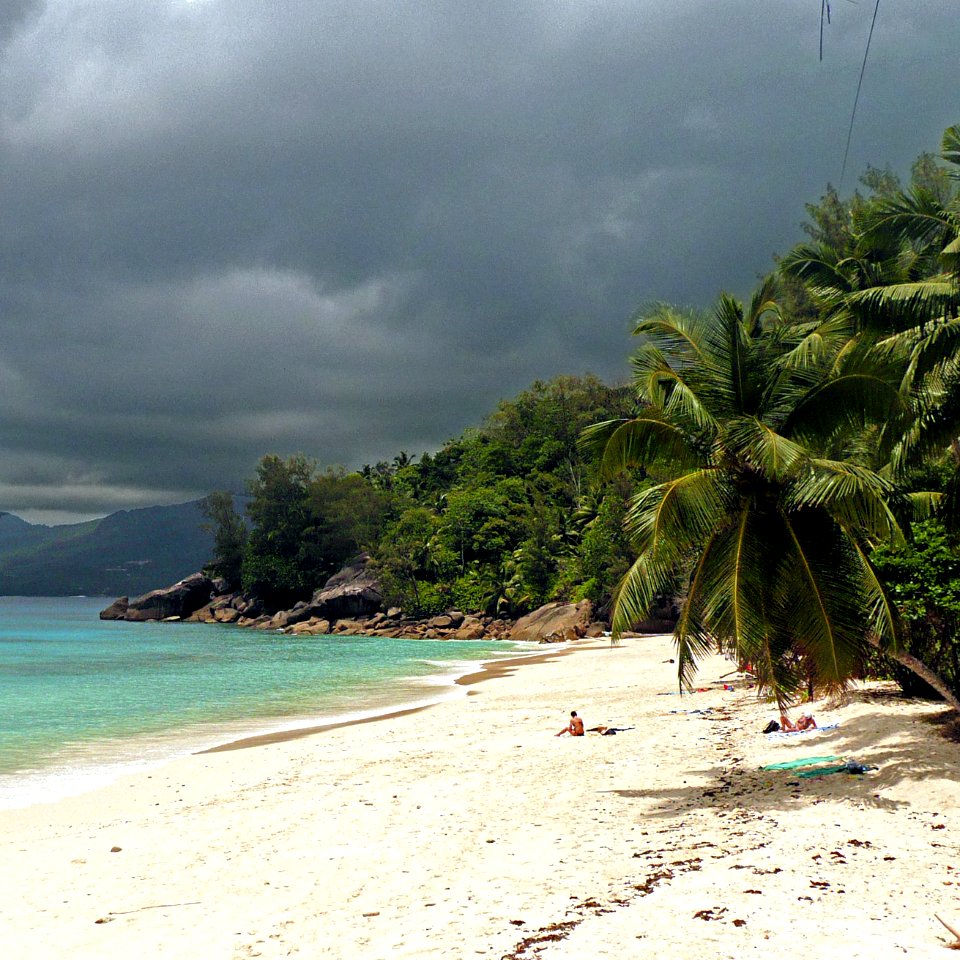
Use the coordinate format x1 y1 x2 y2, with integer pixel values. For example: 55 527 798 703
868 636 960 713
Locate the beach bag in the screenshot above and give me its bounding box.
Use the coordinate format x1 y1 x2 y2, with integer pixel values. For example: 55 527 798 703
762 720 780 734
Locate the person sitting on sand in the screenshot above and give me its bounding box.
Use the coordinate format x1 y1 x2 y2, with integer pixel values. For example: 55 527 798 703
556 710 585 736
779 713 817 732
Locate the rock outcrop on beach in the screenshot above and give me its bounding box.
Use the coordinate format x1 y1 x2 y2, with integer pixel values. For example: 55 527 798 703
252 600 605 643
509 600 594 642
122 573 214 622
99 596 129 620
305 555 383 620
185 592 262 624
100 561 614 642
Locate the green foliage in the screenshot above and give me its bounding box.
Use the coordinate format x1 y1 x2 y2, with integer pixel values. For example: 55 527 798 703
374 507 442 615
436 481 528 571
590 294 910 707
576 487 635 613
307 468 391 564
226 373 639 618
351 376 640 619
240 454 393 609
450 572 488 613
240 551 305 603
242 455 316 606
871 520 960 698
199 491 247 588
511 512 559 610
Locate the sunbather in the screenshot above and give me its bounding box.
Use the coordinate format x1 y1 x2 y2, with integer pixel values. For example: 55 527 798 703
779 713 817 732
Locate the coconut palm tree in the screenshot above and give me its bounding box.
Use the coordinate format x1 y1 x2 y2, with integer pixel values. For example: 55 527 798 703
850 127 960 480
583 294 960 711
780 125 959 340
781 125 960 507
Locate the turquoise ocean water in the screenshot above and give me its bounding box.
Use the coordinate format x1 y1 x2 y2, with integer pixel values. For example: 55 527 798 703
0 596 531 809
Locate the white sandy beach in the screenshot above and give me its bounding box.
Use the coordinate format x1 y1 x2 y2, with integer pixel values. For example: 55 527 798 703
2 634 959 959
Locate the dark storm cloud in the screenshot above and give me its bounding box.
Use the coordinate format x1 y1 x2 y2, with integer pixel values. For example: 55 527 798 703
1 0 957 522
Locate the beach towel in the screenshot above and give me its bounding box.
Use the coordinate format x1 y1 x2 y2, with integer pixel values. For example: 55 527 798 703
766 722 839 739
797 760 877 778
760 756 842 771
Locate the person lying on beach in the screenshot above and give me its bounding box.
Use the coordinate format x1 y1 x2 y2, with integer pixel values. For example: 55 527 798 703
779 713 817 732
556 711 585 736
587 725 635 735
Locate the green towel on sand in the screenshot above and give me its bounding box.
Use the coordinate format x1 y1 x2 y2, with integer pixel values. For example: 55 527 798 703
797 760 876 778
797 764 851 778
760 756 841 771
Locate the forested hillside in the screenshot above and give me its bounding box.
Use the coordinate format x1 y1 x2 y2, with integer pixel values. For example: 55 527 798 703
204 374 643 618
0 503 215 596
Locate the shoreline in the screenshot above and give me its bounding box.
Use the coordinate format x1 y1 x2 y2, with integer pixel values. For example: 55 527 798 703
199 642 579 754
0 632 557 807
2 634 958 957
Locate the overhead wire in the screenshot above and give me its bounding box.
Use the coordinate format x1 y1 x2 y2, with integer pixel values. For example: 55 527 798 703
839 0 882 184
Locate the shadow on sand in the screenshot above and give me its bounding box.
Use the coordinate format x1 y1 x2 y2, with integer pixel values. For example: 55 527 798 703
598 696 959 819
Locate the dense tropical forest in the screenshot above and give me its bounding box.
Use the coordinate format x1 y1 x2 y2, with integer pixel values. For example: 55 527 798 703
205 123 960 707
202 373 640 619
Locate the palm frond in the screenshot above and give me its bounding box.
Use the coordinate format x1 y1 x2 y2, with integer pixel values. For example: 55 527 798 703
845 532 903 652
905 490 942 522
624 468 732 557
745 276 783 334
943 124 960 172
654 368 720 433
790 459 905 544
859 186 958 252
633 304 707 366
943 235 960 273
611 551 681 639
724 417 809 481
705 295 749 416
628 347 720 434
784 372 906 441
674 532 722 690
774 314 857 372
700 507 802 706
893 316 960 394
779 243 853 301
891 394 960 476
847 280 960 331
777 514 863 691
579 416 700 479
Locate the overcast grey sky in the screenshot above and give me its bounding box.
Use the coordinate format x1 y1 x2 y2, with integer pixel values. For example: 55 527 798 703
1 0 957 524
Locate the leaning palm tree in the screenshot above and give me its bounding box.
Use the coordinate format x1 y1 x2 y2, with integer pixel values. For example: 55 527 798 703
583 295 960 711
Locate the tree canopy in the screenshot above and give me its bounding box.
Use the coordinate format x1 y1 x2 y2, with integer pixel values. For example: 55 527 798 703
590 122 960 709
207 375 639 618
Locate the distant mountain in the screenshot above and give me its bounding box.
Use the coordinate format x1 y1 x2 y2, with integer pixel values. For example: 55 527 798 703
0 502 217 597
